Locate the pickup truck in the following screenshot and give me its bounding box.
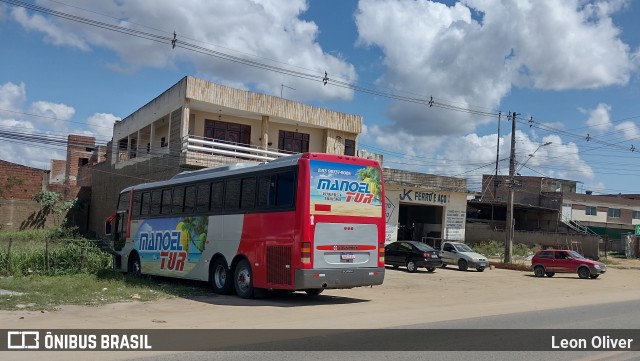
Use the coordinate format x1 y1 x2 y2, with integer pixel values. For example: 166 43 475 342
440 241 489 272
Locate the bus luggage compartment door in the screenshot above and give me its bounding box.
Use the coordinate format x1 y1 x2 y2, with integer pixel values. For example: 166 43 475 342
313 223 378 269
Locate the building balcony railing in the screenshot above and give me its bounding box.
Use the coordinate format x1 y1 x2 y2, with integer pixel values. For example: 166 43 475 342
181 135 294 167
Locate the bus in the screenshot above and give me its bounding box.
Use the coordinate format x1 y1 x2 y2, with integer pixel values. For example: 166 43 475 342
105 152 385 298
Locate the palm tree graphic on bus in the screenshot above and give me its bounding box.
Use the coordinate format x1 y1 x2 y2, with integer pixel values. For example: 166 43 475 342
357 166 382 202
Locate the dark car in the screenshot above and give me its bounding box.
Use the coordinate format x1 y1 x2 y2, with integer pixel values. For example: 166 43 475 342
384 241 443 273
531 249 606 279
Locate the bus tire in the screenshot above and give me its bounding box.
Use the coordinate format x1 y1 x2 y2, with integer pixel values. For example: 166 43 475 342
305 289 324 296
128 252 141 277
234 259 254 299
210 258 233 295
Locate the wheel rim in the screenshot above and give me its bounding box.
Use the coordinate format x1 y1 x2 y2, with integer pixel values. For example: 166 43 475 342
214 265 227 289
579 268 589 278
236 268 251 293
407 262 415 272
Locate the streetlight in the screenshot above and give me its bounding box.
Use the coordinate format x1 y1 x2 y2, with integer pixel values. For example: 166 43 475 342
504 141 552 263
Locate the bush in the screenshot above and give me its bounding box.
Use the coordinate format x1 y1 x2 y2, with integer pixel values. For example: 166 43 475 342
0 237 111 277
472 240 540 259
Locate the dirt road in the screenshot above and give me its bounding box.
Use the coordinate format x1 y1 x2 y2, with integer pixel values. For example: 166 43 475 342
2 265 639 330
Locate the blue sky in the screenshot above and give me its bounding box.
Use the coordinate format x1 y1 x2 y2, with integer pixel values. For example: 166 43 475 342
1 0 640 195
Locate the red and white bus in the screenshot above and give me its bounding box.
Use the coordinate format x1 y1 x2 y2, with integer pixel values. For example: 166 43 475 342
105 152 385 298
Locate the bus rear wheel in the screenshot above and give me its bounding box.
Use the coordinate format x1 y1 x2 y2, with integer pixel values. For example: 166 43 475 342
210 258 233 295
305 289 324 296
234 259 254 299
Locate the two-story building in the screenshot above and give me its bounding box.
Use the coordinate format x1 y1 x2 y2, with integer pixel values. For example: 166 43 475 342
88 76 363 236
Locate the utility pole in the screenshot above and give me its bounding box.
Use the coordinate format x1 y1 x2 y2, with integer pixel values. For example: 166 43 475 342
504 112 517 263
491 112 502 222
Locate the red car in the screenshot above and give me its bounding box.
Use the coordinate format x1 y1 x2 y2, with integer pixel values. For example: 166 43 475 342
531 249 606 279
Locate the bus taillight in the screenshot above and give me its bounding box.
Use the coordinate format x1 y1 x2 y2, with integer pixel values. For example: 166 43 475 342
301 242 311 264
378 243 385 265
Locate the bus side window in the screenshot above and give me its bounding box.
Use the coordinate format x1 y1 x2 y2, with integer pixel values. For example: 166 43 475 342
132 192 142 217
172 186 185 214
140 192 151 216
258 174 277 208
224 179 241 211
184 185 196 214
196 183 210 212
241 177 256 210
151 190 162 216
210 182 223 212
161 189 172 215
277 171 295 207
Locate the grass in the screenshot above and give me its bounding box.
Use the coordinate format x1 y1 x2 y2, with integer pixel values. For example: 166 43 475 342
0 228 215 310
0 237 112 276
0 270 214 311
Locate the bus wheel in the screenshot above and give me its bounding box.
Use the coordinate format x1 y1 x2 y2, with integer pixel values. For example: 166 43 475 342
234 259 254 299
128 253 141 277
210 258 233 295
305 289 324 296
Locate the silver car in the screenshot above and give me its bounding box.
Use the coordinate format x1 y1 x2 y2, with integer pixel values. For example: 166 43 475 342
441 241 489 272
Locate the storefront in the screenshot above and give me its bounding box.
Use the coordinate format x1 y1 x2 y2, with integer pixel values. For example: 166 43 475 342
382 169 468 244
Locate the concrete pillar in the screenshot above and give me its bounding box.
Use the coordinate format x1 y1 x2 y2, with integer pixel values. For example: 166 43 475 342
182 100 191 144
150 122 156 154
261 115 269 149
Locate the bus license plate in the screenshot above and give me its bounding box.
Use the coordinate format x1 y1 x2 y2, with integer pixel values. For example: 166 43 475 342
341 253 356 260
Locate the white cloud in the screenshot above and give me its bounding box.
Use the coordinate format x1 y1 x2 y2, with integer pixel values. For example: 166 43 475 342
0 82 26 111
28 101 75 124
614 121 640 140
85 113 120 139
355 0 637 137
361 121 595 190
585 103 613 132
12 0 356 102
11 8 90 50
0 81 77 169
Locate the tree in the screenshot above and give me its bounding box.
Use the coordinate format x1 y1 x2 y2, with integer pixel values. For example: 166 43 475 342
31 190 77 227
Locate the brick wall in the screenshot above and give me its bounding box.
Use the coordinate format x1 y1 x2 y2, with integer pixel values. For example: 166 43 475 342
49 159 66 184
65 135 95 187
0 198 58 230
0 160 46 200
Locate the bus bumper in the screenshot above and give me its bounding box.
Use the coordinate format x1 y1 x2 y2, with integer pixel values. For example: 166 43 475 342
294 267 385 290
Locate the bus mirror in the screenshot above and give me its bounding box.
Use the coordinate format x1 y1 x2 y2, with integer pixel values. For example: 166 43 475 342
105 214 116 236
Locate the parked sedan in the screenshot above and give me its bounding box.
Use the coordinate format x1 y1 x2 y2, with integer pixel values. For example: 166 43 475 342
384 241 443 273
531 249 606 279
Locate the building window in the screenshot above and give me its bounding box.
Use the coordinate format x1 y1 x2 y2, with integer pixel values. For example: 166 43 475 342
633 210 640 219
205 119 251 146
344 139 355 156
585 206 597 216
161 137 167 148
608 208 620 218
278 130 309 153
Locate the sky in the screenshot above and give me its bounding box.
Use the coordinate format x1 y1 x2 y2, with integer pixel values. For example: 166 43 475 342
1 0 640 195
